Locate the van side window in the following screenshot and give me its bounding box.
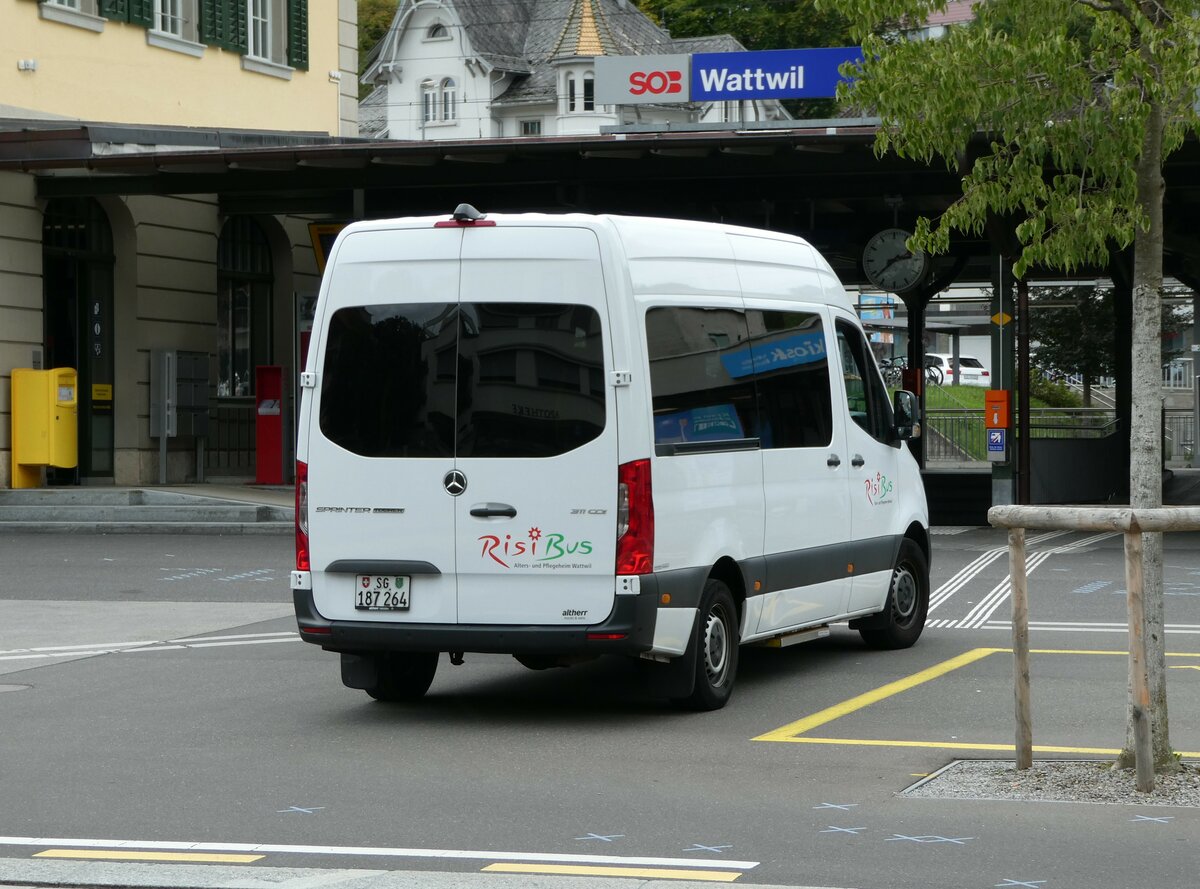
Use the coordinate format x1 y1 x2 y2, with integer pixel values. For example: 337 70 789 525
646 307 759 453
320 303 457 458
745 310 833 448
835 319 894 444
456 303 606 458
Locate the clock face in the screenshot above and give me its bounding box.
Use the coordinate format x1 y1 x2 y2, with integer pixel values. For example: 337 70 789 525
862 228 929 293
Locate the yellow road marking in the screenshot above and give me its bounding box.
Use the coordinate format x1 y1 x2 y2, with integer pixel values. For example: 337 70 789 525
483 863 741 881
754 647 1200 755
35 850 263 864
753 647 1001 742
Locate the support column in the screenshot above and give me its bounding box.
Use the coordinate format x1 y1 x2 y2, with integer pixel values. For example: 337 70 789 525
990 249 1016 506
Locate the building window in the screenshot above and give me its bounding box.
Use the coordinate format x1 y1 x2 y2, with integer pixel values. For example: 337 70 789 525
583 73 595 111
566 74 577 112
421 78 457 126
40 0 105 30
520 120 542 136
155 0 183 35
425 22 449 40
422 79 437 123
248 0 271 59
217 217 273 398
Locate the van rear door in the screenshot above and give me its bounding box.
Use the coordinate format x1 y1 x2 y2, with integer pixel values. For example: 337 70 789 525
306 228 462 625
453 226 618 626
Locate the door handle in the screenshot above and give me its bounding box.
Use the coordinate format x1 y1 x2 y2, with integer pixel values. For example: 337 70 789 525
851 454 866 468
827 454 841 468
470 503 517 518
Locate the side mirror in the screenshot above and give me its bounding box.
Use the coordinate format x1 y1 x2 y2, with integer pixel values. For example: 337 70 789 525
893 390 921 440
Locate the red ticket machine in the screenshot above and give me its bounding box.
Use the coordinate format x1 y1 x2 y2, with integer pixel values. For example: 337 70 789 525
255 365 283 485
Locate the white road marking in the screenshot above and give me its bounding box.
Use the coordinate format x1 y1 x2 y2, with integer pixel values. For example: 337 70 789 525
929 529 1070 614
0 632 300 662
0 836 759 870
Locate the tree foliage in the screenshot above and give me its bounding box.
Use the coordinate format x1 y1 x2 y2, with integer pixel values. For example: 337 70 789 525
820 0 1200 775
358 0 397 98
821 0 1200 277
1030 286 1187 387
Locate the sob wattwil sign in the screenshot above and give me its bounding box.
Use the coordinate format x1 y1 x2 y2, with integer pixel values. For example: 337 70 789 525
594 48 862 106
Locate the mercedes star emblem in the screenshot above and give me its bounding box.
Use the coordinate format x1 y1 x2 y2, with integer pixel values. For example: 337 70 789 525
443 469 467 496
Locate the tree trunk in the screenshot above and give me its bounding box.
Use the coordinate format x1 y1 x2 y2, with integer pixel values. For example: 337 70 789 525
1118 99 1176 773
1083 375 1092 408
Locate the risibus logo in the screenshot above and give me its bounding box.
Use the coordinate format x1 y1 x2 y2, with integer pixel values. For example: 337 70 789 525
865 472 895 506
479 526 594 569
628 69 683 95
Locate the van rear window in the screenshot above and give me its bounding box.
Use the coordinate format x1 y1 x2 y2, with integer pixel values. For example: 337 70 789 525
319 302 606 458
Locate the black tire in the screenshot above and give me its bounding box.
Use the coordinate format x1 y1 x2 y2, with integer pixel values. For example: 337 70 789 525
859 539 929 650
678 579 739 711
364 652 439 702
925 366 943 386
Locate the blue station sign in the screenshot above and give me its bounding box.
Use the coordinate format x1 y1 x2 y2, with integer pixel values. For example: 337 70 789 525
691 48 863 101
595 47 862 106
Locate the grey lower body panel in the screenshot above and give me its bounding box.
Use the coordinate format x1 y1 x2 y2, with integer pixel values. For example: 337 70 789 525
294 587 657 655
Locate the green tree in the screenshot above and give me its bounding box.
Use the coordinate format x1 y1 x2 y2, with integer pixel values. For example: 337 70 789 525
1030 286 1188 406
636 0 854 117
820 0 1200 774
358 0 397 99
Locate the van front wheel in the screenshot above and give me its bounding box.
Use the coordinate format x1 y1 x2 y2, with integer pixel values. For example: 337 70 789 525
364 652 439 702
857 539 928 650
678 579 739 711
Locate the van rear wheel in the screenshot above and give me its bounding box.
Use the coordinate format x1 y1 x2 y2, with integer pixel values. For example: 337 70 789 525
858 539 928 650
677 579 739 711
364 652 439 702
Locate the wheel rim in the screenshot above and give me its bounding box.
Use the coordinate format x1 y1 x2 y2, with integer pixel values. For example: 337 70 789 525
891 563 919 623
703 604 731 688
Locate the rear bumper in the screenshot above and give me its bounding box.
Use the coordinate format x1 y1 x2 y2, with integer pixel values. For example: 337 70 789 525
293 586 659 656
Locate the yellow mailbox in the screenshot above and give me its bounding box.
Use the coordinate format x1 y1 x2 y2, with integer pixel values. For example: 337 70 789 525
11 367 78 488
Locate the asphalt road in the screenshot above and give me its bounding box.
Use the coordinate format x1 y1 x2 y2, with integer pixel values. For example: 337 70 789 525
1 528 1198 889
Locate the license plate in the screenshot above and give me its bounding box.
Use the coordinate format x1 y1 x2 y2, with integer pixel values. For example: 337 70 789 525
354 575 410 611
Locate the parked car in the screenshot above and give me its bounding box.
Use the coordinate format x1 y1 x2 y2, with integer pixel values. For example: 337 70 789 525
926 353 991 387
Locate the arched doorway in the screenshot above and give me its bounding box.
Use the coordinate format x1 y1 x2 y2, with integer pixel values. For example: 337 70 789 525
42 198 114 484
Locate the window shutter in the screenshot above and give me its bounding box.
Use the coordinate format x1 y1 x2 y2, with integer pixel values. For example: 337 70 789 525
99 0 129 20
199 0 247 52
199 0 218 44
228 0 247 53
128 0 152 26
287 0 308 71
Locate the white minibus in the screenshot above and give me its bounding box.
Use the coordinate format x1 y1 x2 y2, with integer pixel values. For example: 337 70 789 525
291 206 930 709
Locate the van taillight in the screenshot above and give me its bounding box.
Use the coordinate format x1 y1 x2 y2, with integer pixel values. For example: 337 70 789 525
616 459 653 575
296 460 310 571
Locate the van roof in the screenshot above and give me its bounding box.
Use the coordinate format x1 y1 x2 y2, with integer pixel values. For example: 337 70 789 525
335 211 855 313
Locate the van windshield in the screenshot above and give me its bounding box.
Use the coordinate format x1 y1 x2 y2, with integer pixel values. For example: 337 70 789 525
319 302 606 458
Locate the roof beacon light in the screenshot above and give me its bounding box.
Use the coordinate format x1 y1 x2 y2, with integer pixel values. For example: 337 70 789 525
436 203 495 228
453 203 485 222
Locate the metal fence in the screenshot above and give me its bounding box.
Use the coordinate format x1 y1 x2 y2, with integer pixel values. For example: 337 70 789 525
925 408 1118 464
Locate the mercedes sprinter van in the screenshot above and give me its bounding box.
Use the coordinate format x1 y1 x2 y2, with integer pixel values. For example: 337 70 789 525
292 205 930 710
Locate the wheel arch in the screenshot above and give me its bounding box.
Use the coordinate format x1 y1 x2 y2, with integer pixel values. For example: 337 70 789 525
708 556 746 619
905 521 931 569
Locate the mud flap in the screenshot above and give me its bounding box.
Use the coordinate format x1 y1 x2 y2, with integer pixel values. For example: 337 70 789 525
340 653 379 689
643 615 699 700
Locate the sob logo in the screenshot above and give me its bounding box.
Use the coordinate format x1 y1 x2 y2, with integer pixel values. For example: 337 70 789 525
629 69 683 96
